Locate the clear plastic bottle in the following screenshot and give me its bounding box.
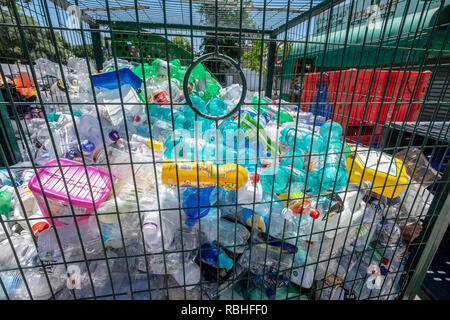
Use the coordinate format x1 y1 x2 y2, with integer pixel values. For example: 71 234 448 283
199 209 250 253
242 193 297 240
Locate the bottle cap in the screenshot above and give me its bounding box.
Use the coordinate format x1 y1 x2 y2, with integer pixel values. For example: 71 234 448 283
250 173 259 184
108 130 120 142
309 208 320 219
32 221 50 239
185 217 197 227
81 140 95 152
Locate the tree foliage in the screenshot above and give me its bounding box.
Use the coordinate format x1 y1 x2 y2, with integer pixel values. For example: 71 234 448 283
172 36 192 55
242 40 268 74
0 4 87 65
197 0 257 81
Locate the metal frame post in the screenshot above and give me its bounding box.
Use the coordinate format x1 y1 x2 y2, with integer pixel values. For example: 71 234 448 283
91 24 104 71
402 164 450 299
265 35 277 98
0 94 22 167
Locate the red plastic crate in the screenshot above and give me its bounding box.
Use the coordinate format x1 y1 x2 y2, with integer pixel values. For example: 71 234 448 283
299 69 432 143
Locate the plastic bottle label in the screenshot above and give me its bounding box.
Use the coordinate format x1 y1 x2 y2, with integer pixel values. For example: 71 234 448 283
324 274 343 289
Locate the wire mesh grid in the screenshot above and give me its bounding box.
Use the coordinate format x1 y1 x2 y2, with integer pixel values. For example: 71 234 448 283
0 0 449 300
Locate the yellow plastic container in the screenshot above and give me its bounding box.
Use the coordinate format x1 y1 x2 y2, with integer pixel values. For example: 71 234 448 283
345 143 408 199
162 162 248 190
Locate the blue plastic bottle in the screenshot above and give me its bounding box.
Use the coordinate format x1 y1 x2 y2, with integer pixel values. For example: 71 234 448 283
147 104 172 122
319 121 343 143
164 135 216 161
207 97 228 117
279 127 313 152
182 187 215 226
317 142 348 192
300 132 324 154
280 149 304 170
310 78 332 120
198 242 234 270
260 165 307 194
219 119 240 148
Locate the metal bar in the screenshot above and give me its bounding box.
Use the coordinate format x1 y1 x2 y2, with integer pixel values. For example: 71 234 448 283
82 6 150 12
271 0 346 36
95 19 270 34
91 25 104 71
0 97 22 167
264 35 277 98
48 0 97 26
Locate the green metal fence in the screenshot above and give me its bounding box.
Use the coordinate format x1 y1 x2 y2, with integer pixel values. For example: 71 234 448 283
0 0 449 300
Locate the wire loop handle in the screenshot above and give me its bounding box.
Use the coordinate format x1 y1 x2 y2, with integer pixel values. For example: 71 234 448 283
183 52 247 120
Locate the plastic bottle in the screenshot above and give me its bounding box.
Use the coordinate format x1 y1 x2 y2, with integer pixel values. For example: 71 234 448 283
260 165 307 194
143 210 172 254
199 209 250 253
150 119 173 142
277 191 311 214
51 122 81 161
295 111 316 127
251 95 294 124
279 127 313 153
0 170 16 188
279 149 304 169
77 114 120 161
182 187 215 226
345 200 381 253
207 97 228 117
162 162 249 190
318 142 349 192
294 207 322 243
145 211 201 287
198 242 234 270
99 213 140 249
242 193 297 240
207 174 262 220
0 190 12 219
13 188 50 239
164 136 215 162
310 78 332 121
242 242 297 275
319 121 343 143
220 84 242 109
300 131 324 154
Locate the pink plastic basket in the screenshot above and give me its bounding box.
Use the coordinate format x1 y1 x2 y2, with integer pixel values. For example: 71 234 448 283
28 159 113 227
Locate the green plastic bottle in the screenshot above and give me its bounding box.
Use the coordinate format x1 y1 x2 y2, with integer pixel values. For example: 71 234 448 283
131 63 155 81
0 190 12 220
251 95 293 124
189 64 221 103
239 111 279 156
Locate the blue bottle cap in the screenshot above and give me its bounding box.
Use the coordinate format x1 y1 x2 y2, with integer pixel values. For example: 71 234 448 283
81 140 96 152
65 147 80 160
185 217 197 227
